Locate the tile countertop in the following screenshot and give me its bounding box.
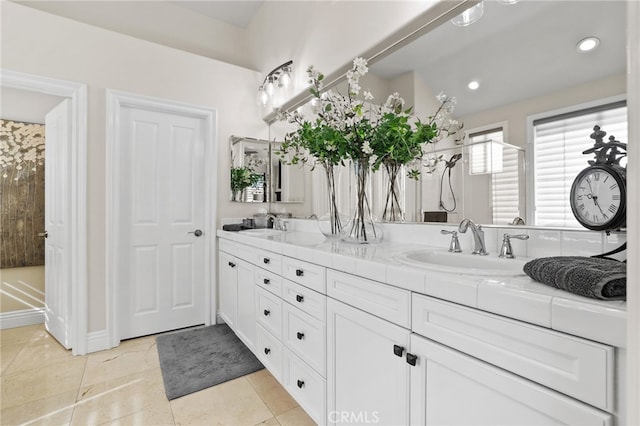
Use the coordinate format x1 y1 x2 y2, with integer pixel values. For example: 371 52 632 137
217 229 627 348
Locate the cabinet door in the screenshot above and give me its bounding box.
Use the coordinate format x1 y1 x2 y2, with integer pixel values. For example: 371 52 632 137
218 251 237 328
409 334 612 426
235 258 255 350
327 298 410 425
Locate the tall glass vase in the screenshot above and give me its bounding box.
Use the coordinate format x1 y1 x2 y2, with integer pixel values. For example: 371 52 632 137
317 164 344 238
382 162 405 222
341 159 383 244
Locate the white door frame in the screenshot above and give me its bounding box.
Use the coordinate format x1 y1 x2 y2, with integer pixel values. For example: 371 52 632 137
105 90 217 347
0 69 88 355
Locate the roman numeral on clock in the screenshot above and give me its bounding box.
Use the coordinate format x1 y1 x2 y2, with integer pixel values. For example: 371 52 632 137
609 204 618 213
610 183 618 190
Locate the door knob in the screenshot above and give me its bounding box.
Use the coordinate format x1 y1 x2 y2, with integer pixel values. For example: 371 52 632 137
38 231 48 238
188 229 203 237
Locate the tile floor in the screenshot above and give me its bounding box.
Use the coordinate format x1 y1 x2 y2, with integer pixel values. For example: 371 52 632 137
0 324 315 425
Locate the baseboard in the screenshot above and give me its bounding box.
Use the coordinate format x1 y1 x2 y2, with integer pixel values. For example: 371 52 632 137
87 330 110 353
0 308 44 330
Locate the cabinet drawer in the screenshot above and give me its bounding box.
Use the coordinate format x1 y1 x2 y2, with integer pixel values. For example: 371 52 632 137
235 242 255 263
412 294 615 411
256 287 282 340
219 238 234 254
410 335 613 426
255 268 282 297
282 279 326 321
283 303 326 376
282 256 326 293
283 347 326 426
256 249 282 275
327 269 411 328
256 324 283 381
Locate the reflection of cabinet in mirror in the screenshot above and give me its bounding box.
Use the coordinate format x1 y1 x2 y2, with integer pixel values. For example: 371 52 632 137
421 139 525 225
230 136 305 204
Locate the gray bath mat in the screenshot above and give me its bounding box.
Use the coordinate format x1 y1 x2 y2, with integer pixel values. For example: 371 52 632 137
156 323 263 400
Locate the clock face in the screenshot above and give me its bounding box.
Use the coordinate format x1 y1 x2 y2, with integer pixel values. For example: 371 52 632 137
570 165 626 230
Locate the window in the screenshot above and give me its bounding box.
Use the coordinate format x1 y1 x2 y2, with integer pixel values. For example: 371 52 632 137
532 100 627 227
468 128 522 225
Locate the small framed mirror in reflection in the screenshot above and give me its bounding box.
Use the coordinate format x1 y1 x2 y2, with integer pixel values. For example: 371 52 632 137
229 136 305 204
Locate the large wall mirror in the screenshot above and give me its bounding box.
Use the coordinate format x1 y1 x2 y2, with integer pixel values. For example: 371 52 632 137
270 0 626 227
230 136 305 203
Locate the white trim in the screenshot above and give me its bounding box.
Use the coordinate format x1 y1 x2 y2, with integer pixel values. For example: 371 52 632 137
87 330 110 353
0 69 88 355
626 1 639 424
525 94 627 226
105 90 217 348
0 308 45 330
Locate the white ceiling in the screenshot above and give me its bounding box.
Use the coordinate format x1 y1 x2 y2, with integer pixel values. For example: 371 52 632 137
12 1 627 118
170 1 263 28
370 1 627 117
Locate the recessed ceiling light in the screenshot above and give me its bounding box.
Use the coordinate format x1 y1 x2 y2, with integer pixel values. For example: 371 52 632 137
468 80 480 90
577 37 600 52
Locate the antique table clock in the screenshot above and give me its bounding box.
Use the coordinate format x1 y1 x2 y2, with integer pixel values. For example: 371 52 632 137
569 125 627 231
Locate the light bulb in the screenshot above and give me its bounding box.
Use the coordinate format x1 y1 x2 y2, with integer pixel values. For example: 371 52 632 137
266 77 275 96
468 80 480 90
280 71 291 88
257 87 269 106
451 2 484 27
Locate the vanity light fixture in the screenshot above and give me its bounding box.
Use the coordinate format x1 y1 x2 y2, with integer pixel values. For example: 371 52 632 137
468 80 480 90
451 1 484 27
258 60 293 106
577 36 600 52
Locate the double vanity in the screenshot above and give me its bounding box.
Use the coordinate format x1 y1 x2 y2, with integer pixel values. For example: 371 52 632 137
217 221 626 425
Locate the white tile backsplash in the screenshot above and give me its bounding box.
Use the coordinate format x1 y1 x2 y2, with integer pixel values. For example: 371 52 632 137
560 230 603 257
527 230 562 258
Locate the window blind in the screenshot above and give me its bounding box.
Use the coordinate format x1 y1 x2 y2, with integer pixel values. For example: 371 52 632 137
533 103 627 227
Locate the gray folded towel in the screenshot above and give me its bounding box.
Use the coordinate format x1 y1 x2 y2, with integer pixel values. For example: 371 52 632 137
523 256 626 300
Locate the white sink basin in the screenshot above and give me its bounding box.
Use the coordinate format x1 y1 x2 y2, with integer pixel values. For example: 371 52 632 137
395 249 527 277
240 228 287 237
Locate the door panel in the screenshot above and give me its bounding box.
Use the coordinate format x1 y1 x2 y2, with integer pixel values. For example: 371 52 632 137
118 106 206 339
44 99 72 349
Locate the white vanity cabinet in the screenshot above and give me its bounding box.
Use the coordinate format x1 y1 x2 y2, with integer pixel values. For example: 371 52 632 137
408 335 612 426
218 231 623 426
408 294 614 426
326 270 413 425
327 298 411 425
218 250 237 328
218 243 255 349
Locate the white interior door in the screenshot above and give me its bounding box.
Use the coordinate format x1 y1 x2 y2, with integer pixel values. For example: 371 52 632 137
44 99 72 349
117 106 206 340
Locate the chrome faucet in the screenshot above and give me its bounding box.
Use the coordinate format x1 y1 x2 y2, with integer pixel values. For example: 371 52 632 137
265 213 284 231
458 219 488 255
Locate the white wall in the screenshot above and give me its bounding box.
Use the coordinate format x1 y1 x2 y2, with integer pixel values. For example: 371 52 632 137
1 2 268 332
248 1 439 109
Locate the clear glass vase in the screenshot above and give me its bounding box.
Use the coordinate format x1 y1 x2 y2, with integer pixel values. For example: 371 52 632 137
382 162 406 222
340 159 383 244
231 189 244 202
317 164 345 238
